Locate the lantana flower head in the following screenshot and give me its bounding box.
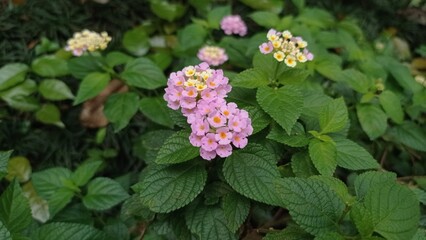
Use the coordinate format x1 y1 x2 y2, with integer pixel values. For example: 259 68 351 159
197 46 228 66
220 15 248 36
259 29 314 67
164 63 253 160
65 29 112 56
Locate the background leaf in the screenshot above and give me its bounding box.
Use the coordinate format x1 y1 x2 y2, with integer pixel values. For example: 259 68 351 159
33 222 105 240
120 58 166 89
319 98 348 134
104 92 140 132
83 177 129 211
357 104 388 140
0 180 31 233
123 27 150 56
139 97 174 128
38 79 74 101
73 72 110 105
335 139 380 170
222 192 250 233
309 139 337 176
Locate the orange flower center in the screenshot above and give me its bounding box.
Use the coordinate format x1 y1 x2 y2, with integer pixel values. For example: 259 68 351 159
220 132 227 139
213 116 221 124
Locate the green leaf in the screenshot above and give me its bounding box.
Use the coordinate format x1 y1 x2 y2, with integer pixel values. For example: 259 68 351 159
232 68 269 89
277 68 310 85
0 63 28 91
83 177 129 211
310 176 354 204
379 90 404 124
249 11 280 28
103 221 129 240
354 171 396 199
253 53 285 78
155 130 199 164
264 225 312 240
5 156 31 182
240 0 283 13
341 69 373 94
335 138 380 170
73 72 110 105
2 95 40 112
223 144 281 205
319 98 348 134
291 0 305 11
150 0 186 22
267 122 309 147
138 162 207 213
38 79 74 100
357 104 388 140
175 24 207 54
123 27 150 56
315 232 345 240
71 160 103 187
0 220 12 240
387 122 426 152
291 152 318 178
365 183 419 240
133 130 175 164
411 229 426 240
0 79 37 102
222 192 250 232
275 177 345 235
35 104 64 127
257 86 303 134
377 56 422 93
314 59 344 81
207 6 231 29
104 92 140 132
67 56 104 79
139 97 174 128
32 167 73 200
185 200 236 240
0 180 31 233
48 188 74 217
309 139 337 176
350 203 374 237
106 51 134 67
120 58 166 89
31 55 68 77
0 151 13 181
33 222 105 240
243 106 270 134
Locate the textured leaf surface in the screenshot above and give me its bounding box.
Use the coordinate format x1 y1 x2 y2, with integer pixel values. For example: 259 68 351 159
267 122 309 147
365 183 419 240
350 203 374 237
156 130 199 164
71 160 103 187
243 106 270 134
335 139 379 170
223 144 281 205
33 222 105 240
0 151 13 181
32 167 72 200
275 178 345 235
222 192 250 232
264 225 312 240
341 69 372 93
310 176 354 204
291 152 318 178
309 139 337 176
73 72 110 105
319 98 348 134
104 92 139 132
232 68 269 89
0 220 12 240
357 104 388 140
257 86 303 134
185 201 236 240
83 177 129 211
139 97 174 128
354 171 396 199
0 180 31 233
138 162 207 213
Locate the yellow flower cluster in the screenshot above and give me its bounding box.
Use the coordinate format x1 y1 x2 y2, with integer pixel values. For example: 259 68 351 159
65 29 112 56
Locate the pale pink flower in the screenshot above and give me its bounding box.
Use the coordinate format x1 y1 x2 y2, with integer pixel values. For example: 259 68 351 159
208 112 226 128
216 144 233 158
220 15 247 36
197 46 228 66
192 119 210 136
189 133 203 147
232 133 248 148
200 148 217 160
215 127 232 145
201 133 218 151
259 42 273 54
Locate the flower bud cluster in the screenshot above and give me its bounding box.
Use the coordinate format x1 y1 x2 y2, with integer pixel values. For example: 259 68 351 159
164 62 253 160
197 46 228 66
220 15 248 36
259 29 314 67
65 29 112 56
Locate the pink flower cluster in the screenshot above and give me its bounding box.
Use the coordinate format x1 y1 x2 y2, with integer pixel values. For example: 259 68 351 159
164 62 253 160
220 15 247 36
259 29 314 67
197 46 228 66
